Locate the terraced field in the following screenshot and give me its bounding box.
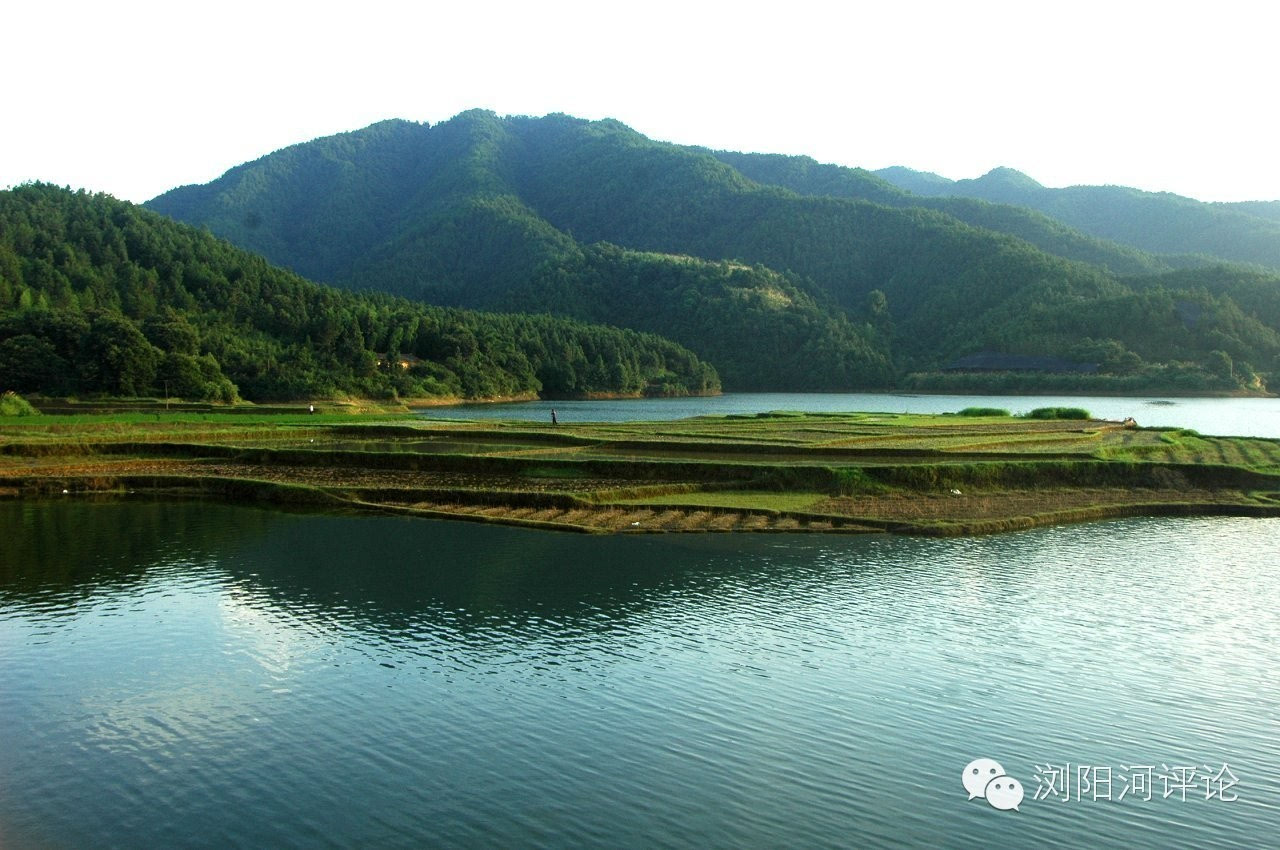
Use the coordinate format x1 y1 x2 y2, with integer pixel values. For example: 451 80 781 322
4 407 1280 535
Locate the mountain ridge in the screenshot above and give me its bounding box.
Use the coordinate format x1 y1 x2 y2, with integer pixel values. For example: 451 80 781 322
144 110 1280 393
874 164 1280 269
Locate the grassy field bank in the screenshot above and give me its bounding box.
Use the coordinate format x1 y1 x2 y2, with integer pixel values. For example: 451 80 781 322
4 404 1280 535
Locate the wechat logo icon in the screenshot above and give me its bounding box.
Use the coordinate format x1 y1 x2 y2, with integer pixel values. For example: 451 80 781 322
962 758 1024 811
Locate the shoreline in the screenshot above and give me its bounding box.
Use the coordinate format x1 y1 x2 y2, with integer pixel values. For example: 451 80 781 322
410 388 1277 406
319 387 735 407
9 477 1280 537
405 388 1278 413
403 389 729 408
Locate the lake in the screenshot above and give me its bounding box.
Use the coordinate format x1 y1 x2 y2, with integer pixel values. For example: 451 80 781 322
424 392 1280 438
2 500 1278 848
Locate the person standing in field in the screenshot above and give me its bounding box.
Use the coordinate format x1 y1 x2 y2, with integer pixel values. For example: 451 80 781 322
551 408 558 425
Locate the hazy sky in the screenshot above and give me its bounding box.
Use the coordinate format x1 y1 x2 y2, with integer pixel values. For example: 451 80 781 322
5 0 1278 204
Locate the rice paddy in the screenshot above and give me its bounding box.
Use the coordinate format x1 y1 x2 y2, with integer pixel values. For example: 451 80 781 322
4 406 1280 535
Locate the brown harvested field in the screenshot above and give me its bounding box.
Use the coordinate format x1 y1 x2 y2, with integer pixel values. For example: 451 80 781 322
813 487 1247 521
0 457 663 494
370 500 879 533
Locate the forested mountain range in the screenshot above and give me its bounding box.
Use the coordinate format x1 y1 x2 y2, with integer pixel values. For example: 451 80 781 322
873 165 1280 271
710 153 1204 276
1224 200 1280 224
145 110 1280 393
0 184 718 401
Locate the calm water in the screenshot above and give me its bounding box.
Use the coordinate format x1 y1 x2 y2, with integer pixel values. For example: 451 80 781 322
2 501 1278 848
425 392 1280 437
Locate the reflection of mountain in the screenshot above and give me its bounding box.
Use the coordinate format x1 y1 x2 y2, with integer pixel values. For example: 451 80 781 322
0 499 277 605
1 501 887 647
211 512 839 643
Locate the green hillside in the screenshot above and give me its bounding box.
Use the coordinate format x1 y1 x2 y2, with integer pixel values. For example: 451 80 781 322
0 184 719 401
1222 200 1280 224
708 151 1188 276
875 166 1280 271
146 110 1280 393
499 244 895 390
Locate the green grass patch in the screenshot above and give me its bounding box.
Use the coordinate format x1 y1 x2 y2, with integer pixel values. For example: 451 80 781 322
831 466 891 495
1023 407 1091 420
0 392 40 417
956 407 1011 417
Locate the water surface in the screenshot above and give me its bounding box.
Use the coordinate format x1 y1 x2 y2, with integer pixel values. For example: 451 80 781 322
424 392 1280 437
3 501 1277 847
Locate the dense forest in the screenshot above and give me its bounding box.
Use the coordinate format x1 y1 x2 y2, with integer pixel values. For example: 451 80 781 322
874 165 1280 271
145 110 1280 394
710 151 1197 276
0 184 719 401
500 245 894 390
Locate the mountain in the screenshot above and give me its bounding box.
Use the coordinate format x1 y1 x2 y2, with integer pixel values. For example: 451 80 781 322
706 152 1189 276
868 166 956 198
0 184 719 401
148 115 897 389
1221 200 1280 224
147 110 1280 393
875 166 1280 270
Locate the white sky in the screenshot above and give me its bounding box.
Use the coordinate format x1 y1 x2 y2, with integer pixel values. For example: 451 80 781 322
4 0 1279 204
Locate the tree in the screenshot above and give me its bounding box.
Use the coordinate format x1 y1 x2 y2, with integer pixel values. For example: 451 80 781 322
0 334 70 393
80 313 160 395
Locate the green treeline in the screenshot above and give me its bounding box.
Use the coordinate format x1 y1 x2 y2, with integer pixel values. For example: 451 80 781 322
0 184 719 401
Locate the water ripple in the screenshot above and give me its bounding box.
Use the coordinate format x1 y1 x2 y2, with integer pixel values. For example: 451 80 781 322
2 503 1278 847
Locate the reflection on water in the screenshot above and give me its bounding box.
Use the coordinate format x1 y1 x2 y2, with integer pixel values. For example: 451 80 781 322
2 501 1279 847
